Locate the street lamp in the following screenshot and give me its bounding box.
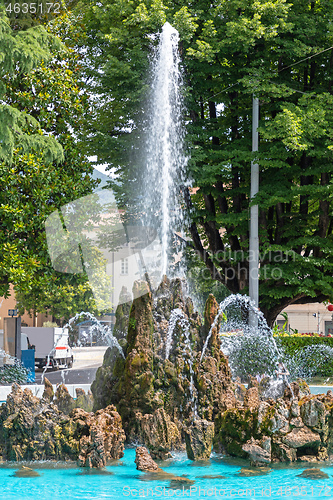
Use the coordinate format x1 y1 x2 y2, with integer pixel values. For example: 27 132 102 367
249 95 259 328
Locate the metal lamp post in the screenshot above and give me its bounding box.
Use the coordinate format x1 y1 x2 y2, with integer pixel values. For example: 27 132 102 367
249 96 259 326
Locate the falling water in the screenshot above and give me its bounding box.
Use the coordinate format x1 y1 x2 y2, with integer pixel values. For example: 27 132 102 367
200 294 283 383
165 308 185 360
0 349 29 384
143 22 188 276
41 311 124 383
165 308 197 417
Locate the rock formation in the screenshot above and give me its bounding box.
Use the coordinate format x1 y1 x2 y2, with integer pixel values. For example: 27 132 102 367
92 277 232 460
42 378 94 414
215 383 333 465
135 446 160 472
91 277 333 465
0 383 125 467
75 406 126 467
134 446 195 486
185 419 215 460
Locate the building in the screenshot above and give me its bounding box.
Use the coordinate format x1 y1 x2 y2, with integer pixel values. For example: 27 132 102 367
0 284 50 330
276 302 333 335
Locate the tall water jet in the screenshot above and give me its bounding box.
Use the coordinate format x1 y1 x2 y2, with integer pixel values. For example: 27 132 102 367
143 22 188 277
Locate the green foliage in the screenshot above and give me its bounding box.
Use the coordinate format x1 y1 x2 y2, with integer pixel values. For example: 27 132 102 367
277 335 333 352
0 11 102 321
277 335 333 377
0 8 64 162
74 0 333 326
185 247 230 314
0 363 29 384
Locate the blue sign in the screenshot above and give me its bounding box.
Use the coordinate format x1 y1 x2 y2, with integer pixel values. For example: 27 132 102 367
21 349 35 383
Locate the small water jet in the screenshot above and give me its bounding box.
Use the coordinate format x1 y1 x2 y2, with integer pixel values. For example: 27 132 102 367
41 311 124 384
0 349 29 384
164 307 198 417
65 312 124 357
200 294 281 374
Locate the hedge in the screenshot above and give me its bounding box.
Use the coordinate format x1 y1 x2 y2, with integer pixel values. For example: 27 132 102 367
275 335 333 377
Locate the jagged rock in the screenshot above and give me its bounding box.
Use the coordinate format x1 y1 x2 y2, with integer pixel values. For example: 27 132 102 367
184 419 214 460
257 401 272 426
87 276 333 466
75 388 94 413
297 379 311 398
284 382 301 401
54 384 75 414
75 405 126 468
269 399 290 434
221 389 238 411
234 380 247 402
282 426 321 450
290 417 304 428
42 377 54 402
261 436 272 454
0 384 125 467
318 446 329 461
91 278 231 444
135 446 160 472
273 440 297 462
14 466 40 477
290 399 301 418
214 406 259 457
244 387 260 410
134 446 195 487
297 468 329 479
242 437 271 466
53 385 94 415
138 408 181 459
300 397 327 431
298 455 320 463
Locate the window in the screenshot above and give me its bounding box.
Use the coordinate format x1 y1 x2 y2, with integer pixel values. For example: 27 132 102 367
121 258 128 275
276 319 288 331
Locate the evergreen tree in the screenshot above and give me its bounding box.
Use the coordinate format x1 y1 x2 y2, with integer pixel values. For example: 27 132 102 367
0 6 65 162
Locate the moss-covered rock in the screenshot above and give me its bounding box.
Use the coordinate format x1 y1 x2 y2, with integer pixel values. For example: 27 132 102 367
0 384 125 467
91 277 232 459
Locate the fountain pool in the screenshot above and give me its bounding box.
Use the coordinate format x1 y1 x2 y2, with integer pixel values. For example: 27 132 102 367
2 448 333 499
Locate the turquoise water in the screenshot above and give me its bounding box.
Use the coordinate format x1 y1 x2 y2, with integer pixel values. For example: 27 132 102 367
1 448 333 500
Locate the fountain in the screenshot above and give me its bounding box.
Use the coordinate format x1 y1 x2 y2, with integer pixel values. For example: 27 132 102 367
40 311 124 384
3 22 333 495
143 21 188 277
201 294 282 379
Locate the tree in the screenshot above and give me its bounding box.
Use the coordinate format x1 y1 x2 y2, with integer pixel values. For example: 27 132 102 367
0 6 64 163
75 0 333 326
0 10 108 320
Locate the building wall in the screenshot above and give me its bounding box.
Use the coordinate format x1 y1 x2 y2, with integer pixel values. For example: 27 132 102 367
276 302 333 335
0 285 50 331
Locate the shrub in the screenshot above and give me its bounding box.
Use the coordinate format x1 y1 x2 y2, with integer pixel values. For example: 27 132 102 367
275 334 333 378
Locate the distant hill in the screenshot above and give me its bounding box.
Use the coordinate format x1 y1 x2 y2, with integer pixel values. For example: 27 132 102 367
92 168 116 207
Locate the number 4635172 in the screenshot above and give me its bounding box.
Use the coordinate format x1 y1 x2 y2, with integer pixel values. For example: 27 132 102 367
6 3 61 14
